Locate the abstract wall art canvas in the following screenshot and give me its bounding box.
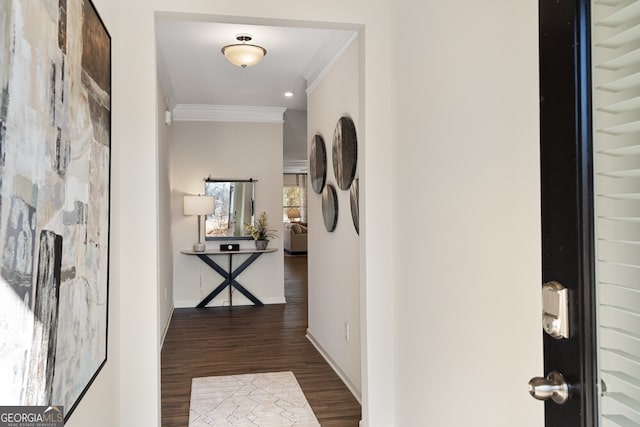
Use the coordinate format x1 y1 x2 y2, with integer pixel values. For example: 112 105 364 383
0 0 110 421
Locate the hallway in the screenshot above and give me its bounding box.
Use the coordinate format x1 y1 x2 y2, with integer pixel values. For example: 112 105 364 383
161 255 361 426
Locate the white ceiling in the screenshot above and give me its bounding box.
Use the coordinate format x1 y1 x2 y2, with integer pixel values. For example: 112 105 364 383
155 19 357 112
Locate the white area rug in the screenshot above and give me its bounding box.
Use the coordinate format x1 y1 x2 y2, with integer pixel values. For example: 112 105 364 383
188 371 321 426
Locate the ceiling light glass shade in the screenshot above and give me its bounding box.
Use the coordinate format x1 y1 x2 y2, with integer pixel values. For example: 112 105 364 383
222 44 267 68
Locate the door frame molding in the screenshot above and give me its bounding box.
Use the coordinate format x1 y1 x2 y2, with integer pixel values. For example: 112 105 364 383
539 0 597 424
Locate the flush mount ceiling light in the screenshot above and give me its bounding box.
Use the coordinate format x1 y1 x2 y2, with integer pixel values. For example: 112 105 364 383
221 34 267 68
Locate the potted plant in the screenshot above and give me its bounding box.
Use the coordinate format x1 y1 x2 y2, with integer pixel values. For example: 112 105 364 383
245 211 277 250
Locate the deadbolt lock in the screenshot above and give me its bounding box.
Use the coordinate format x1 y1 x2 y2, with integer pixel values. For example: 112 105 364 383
541 281 569 339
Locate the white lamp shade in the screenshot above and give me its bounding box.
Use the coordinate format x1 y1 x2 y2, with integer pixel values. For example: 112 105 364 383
222 44 266 68
183 195 214 216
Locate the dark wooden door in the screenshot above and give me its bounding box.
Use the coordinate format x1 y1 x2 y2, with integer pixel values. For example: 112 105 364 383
538 0 598 425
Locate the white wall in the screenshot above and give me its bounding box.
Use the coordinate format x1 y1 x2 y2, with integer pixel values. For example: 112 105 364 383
307 38 361 398
114 2 162 426
170 121 284 307
283 109 307 163
157 83 174 342
77 1 397 425
77 1 396 425
65 1 544 426
391 1 543 426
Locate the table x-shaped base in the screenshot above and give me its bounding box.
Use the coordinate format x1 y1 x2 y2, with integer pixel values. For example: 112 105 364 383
195 252 264 308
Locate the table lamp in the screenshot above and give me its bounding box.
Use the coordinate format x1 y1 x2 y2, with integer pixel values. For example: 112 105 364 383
286 208 301 222
183 195 215 252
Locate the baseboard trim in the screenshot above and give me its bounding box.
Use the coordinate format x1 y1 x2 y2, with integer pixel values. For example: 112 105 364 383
306 329 362 404
174 296 286 308
160 306 174 349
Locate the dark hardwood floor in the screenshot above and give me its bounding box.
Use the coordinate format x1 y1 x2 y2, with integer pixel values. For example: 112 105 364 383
161 255 361 426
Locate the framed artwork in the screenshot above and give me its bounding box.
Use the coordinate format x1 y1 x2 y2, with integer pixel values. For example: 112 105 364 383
322 184 338 232
332 116 357 190
350 178 359 235
0 0 111 421
309 134 327 194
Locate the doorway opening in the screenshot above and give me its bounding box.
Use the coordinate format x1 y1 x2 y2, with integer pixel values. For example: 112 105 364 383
155 12 364 425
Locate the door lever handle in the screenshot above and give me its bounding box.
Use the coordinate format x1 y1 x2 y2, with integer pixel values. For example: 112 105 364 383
528 371 569 404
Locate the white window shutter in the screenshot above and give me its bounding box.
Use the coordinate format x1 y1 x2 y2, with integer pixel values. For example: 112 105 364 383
594 1 640 425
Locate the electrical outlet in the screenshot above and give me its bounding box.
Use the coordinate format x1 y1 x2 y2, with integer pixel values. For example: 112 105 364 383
344 322 350 342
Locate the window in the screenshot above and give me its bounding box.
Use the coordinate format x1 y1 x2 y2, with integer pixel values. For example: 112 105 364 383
283 174 307 223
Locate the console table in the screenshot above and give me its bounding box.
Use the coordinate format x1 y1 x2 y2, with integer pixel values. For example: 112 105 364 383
181 248 277 308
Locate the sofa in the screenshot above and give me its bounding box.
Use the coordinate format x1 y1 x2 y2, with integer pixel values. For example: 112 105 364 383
283 222 307 254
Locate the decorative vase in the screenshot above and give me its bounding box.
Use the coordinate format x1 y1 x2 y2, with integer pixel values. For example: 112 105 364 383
255 240 268 250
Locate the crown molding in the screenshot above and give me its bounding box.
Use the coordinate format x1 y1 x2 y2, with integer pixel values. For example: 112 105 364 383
172 104 287 123
304 31 358 96
156 49 177 110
